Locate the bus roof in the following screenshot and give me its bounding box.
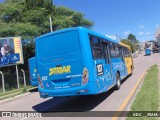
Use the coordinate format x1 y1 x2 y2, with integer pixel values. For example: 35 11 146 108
36 27 119 44
119 42 131 50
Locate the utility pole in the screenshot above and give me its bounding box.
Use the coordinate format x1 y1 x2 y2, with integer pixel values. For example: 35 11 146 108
49 16 53 32
56 16 72 30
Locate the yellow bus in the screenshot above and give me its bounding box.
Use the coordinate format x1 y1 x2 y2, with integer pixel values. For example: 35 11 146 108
119 42 134 74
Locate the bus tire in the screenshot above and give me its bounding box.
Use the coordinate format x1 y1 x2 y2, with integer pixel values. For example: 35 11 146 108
115 73 121 90
130 65 133 75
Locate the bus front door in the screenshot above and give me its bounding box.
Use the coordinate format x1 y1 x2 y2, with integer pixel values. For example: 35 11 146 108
102 43 113 88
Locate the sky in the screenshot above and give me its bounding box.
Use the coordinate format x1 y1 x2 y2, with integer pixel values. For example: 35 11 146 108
53 0 160 42
0 0 160 42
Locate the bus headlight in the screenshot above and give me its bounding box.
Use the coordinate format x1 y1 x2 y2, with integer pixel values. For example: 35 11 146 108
82 67 89 85
38 74 44 88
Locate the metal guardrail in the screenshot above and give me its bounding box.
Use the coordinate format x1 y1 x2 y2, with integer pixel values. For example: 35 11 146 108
21 69 26 88
0 71 5 93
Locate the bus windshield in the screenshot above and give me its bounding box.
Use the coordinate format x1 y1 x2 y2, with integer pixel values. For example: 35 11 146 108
36 30 80 59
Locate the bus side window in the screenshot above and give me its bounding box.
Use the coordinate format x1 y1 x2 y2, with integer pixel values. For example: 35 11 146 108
123 47 126 57
92 37 101 48
89 36 104 59
109 43 116 58
124 48 130 57
114 44 120 57
124 48 127 57
102 43 109 63
119 46 124 60
128 49 131 57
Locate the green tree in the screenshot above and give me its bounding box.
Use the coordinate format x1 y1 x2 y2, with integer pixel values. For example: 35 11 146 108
0 0 93 39
0 0 94 89
121 39 137 53
53 6 94 30
25 0 53 12
0 0 94 71
0 0 53 38
19 43 35 71
127 34 137 43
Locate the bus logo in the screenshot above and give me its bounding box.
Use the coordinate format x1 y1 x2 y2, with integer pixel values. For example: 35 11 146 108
49 65 71 76
96 64 103 76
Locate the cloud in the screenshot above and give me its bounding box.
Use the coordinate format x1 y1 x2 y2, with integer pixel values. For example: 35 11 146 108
137 32 152 37
124 31 131 36
156 25 159 28
138 25 145 29
138 32 144 35
146 32 151 35
106 34 117 40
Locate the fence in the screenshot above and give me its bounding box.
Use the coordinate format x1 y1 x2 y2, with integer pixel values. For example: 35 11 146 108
0 71 30 92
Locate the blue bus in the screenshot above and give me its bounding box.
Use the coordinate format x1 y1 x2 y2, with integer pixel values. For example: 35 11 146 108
28 57 38 86
35 27 133 98
145 48 151 55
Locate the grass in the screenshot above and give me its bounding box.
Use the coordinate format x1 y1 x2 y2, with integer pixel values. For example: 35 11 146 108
127 65 159 120
0 86 36 100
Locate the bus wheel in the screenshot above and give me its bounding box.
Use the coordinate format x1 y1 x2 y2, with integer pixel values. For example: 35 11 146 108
115 73 121 90
130 65 133 75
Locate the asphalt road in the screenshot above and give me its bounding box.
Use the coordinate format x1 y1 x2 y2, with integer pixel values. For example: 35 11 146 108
0 53 160 120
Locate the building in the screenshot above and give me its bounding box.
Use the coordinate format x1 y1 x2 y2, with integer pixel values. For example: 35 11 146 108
155 27 160 47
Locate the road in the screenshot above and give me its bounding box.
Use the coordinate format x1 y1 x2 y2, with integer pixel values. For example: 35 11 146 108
0 53 160 120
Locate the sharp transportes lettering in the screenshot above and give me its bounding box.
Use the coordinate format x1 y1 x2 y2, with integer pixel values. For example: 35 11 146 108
49 65 71 76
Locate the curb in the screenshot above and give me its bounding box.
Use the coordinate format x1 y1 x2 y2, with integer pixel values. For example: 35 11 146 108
0 92 30 104
0 87 37 104
112 67 149 120
157 64 160 120
125 69 148 111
